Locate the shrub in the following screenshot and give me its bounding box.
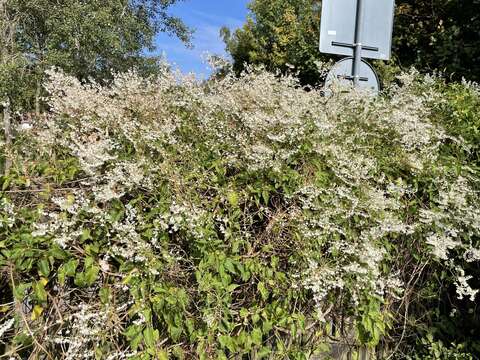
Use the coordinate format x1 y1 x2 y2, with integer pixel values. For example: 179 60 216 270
0 67 479 359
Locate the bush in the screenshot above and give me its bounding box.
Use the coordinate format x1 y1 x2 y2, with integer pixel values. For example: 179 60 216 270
409 334 474 360
0 67 479 359
431 80 480 166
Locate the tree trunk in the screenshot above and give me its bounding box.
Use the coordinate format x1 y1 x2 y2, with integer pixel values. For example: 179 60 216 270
35 78 41 116
3 98 12 175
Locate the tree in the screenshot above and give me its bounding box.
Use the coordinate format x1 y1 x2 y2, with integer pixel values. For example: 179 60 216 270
394 0 480 80
1 0 28 175
221 0 323 86
222 0 480 85
0 0 192 112
0 0 29 110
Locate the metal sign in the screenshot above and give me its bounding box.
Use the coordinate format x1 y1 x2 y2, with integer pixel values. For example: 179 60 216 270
320 0 395 61
324 57 380 92
320 0 395 91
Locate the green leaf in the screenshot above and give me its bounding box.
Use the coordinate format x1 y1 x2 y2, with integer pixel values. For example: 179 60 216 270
84 265 100 286
73 257 100 287
262 189 270 204
227 284 239 292
223 258 236 274
58 259 78 286
172 347 185 360
258 282 268 301
218 335 235 352
169 325 183 341
49 246 69 260
262 320 273 333
257 347 271 359
2 176 11 191
80 228 92 241
143 327 159 348
13 282 31 300
227 191 239 207
158 350 169 360
38 258 50 277
252 328 263 346
65 259 79 276
99 287 111 304
131 334 143 351
74 273 86 287
124 325 140 339
13 332 32 347
33 280 47 303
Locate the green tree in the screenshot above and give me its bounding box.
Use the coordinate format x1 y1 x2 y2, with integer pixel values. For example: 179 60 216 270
394 0 480 80
221 0 323 86
0 0 192 112
223 0 480 85
0 0 29 110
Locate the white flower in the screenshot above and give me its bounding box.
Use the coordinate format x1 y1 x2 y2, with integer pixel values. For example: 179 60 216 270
18 122 33 131
0 318 15 338
426 233 460 260
456 271 478 301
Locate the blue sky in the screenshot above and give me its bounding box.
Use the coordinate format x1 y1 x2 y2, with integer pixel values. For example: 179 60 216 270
155 0 250 78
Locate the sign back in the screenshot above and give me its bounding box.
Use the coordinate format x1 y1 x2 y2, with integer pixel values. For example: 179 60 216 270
320 0 395 60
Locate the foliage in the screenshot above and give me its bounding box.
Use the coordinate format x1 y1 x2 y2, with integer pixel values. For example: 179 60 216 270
223 0 480 86
0 67 479 358
0 0 32 110
399 79 480 358
408 334 474 360
0 0 191 112
221 0 323 86
430 80 480 166
394 0 480 82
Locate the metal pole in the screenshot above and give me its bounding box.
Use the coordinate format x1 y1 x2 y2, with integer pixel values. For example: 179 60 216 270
352 0 365 87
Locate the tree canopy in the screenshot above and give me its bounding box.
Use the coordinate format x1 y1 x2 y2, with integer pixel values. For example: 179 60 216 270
221 0 322 86
0 0 192 111
394 0 480 79
222 0 480 85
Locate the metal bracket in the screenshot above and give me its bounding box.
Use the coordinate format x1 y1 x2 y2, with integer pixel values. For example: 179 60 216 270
331 41 379 52
337 75 369 82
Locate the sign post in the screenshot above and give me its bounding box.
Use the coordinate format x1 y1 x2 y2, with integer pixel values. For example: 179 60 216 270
319 0 395 92
352 0 365 86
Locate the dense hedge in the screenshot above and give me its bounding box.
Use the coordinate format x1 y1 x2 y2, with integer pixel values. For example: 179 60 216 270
0 68 479 359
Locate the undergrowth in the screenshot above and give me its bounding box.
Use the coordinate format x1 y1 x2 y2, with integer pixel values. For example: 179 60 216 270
0 66 479 359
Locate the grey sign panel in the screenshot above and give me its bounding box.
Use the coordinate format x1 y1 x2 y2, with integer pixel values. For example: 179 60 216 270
325 57 380 93
320 0 395 60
